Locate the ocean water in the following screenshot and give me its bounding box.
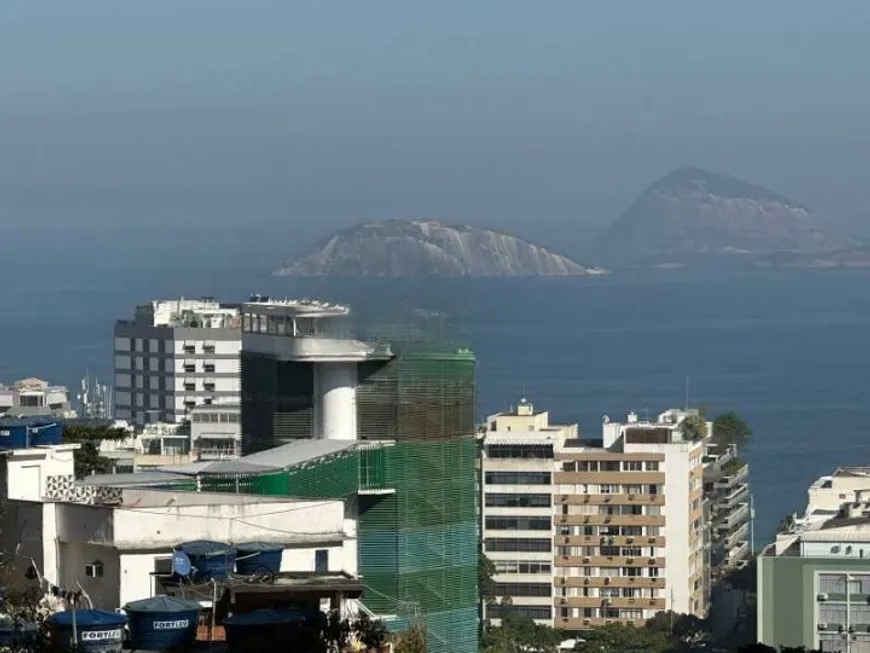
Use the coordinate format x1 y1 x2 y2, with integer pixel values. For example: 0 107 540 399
3 263 870 543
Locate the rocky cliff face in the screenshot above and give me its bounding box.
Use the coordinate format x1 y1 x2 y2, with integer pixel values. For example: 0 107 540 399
275 219 607 277
599 167 852 258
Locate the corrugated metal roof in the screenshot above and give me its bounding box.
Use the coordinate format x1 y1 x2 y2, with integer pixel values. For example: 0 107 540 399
239 439 360 470
155 460 275 475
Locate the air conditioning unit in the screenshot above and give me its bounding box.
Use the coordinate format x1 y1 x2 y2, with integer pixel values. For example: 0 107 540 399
604 578 611 585
628 494 636 500
648 558 657 564
604 496 611 503
563 537 571 544
627 537 634 544
583 619 591 626
627 558 634 564
817 623 828 631
584 517 590 523
648 537 656 544
817 593 829 601
601 599 611 606
626 619 635 626
628 598 635 604
561 495 568 502
583 579 590 585
582 557 590 563
560 598 567 604
608 537 615 544
583 495 590 503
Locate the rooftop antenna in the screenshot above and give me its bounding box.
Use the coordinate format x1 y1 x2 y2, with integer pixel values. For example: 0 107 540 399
684 374 689 410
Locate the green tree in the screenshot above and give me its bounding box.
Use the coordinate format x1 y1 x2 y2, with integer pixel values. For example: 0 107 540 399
61 424 129 478
482 613 563 653
573 623 671 653
680 414 708 441
645 610 709 645
394 622 427 653
712 412 752 449
479 549 496 604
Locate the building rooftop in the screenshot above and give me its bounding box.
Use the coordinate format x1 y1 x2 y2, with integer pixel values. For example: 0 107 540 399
75 471 189 487
240 438 363 470
244 296 350 317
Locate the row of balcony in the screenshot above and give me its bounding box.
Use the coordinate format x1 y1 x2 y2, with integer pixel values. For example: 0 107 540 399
555 535 666 547
556 617 647 629
555 555 665 568
555 576 665 589
555 471 666 485
555 493 665 506
555 596 666 610
555 514 666 527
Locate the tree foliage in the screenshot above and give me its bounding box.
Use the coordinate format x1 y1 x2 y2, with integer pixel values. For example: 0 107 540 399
479 549 496 605
482 613 563 653
573 623 672 653
393 622 427 653
61 424 128 479
680 414 708 441
712 412 752 450
645 611 709 644
737 645 823 653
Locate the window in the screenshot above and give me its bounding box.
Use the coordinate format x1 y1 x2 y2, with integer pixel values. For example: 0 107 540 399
204 364 216 373
183 364 196 373
819 574 846 595
204 383 216 392
184 401 195 410
485 493 551 508
486 444 553 459
646 461 660 471
85 560 104 578
819 603 847 625
622 547 642 557
579 461 598 472
184 383 196 392
493 560 551 574
623 567 642 577
600 461 620 472
183 345 195 354
485 516 551 531
623 461 642 471
485 538 551 553
485 472 550 485
315 549 329 573
203 345 216 354
493 583 551 597
490 605 551 621
203 398 213 405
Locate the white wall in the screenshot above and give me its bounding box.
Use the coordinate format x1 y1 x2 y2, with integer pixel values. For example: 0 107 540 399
4 446 77 502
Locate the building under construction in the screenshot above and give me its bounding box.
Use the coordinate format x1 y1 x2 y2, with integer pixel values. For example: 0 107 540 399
240 297 475 452
230 297 479 652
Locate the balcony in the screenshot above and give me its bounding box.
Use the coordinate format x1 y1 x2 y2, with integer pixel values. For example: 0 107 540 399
556 617 644 630
554 596 666 610
715 502 750 531
554 535 666 547
716 460 748 489
724 522 750 549
554 493 665 506
555 555 665 569
555 471 666 485
555 514 666 527
718 482 749 510
554 576 665 589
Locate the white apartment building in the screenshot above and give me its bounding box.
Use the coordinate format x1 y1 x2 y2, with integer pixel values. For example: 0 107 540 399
0 378 75 418
481 402 710 632
113 298 241 426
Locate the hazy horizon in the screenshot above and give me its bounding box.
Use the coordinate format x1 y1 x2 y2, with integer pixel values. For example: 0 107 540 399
3 1 870 272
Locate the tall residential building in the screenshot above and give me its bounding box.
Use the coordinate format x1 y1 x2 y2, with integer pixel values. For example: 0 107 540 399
481 403 710 631
703 443 752 578
0 378 74 418
113 299 241 426
240 296 475 452
759 468 870 651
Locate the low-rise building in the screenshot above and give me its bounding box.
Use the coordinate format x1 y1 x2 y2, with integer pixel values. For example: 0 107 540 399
480 402 711 632
758 468 870 651
0 378 75 418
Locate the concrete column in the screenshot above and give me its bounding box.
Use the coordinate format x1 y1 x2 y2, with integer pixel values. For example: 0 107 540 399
313 363 357 440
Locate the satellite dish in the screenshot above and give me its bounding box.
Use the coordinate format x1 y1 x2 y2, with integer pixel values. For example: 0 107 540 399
171 550 192 577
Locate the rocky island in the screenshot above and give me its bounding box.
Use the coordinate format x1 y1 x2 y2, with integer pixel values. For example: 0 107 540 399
598 167 853 259
275 219 608 277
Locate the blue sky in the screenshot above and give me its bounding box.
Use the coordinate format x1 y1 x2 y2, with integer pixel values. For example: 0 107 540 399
2 1 869 265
